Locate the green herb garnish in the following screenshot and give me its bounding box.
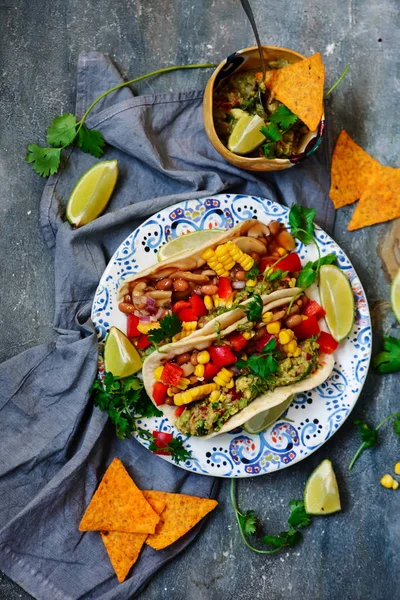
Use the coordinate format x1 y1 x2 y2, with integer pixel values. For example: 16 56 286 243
236 337 279 380
147 313 182 348
296 253 337 289
348 413 400 470
246 265 260 280
270 105 298 129
372 336 400 374
265 267 289 282
240 293 263 322
260 122 282 142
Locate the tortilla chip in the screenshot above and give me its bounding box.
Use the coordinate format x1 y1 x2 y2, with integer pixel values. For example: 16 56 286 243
100 497 166 583
79 458 160 534
330 130 381 208
264 53 324 131
144 490 218 551
348 166 400 230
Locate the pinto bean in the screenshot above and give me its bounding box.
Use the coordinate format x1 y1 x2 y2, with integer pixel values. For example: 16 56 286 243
189 374 199 385
176 352 191 365
250 252 260 264
190 351 199 366
169 386 181 395
156 278 173 290
288 304 300 315
286 314 302 328
118 302 136 314
296 298 303 307
200 284 219 296
235 270 246 281
269 220 282 236
277 230 296 251
165 396 175 406
253 326 267 340
271 310 286 322
173 279 189 292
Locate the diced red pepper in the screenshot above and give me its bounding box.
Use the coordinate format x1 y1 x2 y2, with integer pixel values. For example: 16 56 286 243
174 406 186 418
260 256 277 273
228 332 248 352
209 345 236 367
127 314 140 338
218 277 233 300
275 253 302 273
152 430 173 454
303 300 326 320
255 333 274 352
292 315 320 340
152 382 168 406
137 334 151 349
203 362 220 380
318 331 338 354
161 362 184 386
178 307 198 322
189 294 207 316
172 300 191 314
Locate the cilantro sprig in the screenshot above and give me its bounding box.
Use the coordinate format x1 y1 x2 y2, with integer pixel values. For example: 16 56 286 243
372 336 400 374
26 63 216 177
231 480 312 554
260 105 299 158
240 293 263 322
237 337 280 380
348 412 400 470
147 313 182 348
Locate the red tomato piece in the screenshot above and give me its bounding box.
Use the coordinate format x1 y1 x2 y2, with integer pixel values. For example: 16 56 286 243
275 253 302 273
260 256 276 273
152 430 173 454
178 307 198 322
292 315 320 340
209 346 236 367
172 300 192 314
255 333 274 352
189 294 207 316
161 362 183 386
303 300 326 320
318 331 338 354
174 406 186 417
203 362 220 380
228 332 248 352
137 334 151 349
218 277 233 300
127 314 140 338
152 382 168 406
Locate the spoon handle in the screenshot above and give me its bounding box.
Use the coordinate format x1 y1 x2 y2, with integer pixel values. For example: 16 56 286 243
239 0 266 80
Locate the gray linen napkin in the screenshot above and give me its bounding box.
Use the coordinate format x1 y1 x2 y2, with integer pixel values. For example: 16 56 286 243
0 52 334 600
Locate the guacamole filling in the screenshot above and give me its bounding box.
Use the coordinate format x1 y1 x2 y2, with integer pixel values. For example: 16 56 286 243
175 339 319 437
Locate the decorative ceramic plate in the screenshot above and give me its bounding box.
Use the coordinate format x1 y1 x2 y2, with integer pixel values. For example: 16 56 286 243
91 194 371 478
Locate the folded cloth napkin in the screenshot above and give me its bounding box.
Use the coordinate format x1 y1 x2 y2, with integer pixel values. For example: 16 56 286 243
0 52 334 600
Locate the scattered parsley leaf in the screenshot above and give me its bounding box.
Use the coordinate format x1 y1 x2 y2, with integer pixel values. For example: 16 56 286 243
238 510 258 536
46 113 77 147
240 294 263 322
354 420 378 448
25 144 61 177
237 337 279 380
261 529 302 549
289 204 316 245
265 268 289 282
288 500 312 529
270 105 298 129
77 124 106 158
246 265 260 280
262 142 277 159
349 412 400 470
260 122 282 142
372 335 400 374
147 313 182 347
146 435 192 464
296 253 337 289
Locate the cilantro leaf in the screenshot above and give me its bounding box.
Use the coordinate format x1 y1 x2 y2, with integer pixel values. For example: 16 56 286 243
260 122 282 142
77 125 106 158
241 294 263 322
354 420 378 448
146 434 192 464
270 105 298 129
349 412 400 470
25 144 61 177
314 253 337 268
246 265 260 280
289 204 316 245
46 113 77 147
238 510 258 536
265 268 289 282
262 142 277 159
372 335 400 374
147 313 183 347
296 253 337 289
261 529 302 549
288 500 312 529
393 415 400 438
237 337 279 380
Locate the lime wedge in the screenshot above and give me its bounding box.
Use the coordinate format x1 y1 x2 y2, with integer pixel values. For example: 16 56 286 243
227 114 266 155
390 268 400 323
304 459 341 515
319 264 354 342
103 326 142 378
243 395 294 434
66 159 118 228
157 229 225 262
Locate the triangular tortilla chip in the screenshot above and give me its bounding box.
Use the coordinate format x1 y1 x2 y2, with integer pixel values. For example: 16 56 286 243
264 53 324 131
144 490 218 551
100 497 166 583
330 130 381 208
348 166 400 230
79 458 160 534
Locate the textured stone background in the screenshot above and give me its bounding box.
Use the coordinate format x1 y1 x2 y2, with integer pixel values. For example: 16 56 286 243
0 1 399 599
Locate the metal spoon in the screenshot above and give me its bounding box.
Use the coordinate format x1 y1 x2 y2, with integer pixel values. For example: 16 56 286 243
239 0 269 113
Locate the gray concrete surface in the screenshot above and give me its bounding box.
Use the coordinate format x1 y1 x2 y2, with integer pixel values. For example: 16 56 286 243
1 1 399 599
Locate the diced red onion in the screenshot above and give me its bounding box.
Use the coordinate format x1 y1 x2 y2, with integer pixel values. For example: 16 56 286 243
155 307 166 321
139 315 151 323
145 297 157 314
232 281 246 289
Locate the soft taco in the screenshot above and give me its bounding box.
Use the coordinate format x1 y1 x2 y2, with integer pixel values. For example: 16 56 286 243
143 292 335 439
117 218 301 355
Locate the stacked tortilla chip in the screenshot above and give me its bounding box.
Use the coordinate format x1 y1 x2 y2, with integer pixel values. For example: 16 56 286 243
329 130 400 230
79 458 218 583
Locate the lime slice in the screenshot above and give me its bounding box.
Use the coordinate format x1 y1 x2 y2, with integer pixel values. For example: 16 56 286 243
66 159 118 227
319 264 354 342
304 459 341 515
103 326 142 378
157 229 225 262
243 395 294 434
390 268 400 323
227 114 266 155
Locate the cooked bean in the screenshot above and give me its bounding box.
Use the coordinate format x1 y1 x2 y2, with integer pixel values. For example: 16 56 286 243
236 270 246 281
288 304 300 315
147 290 172 300
169 386 180 394
124 293 132 303
250 252 260 264
132 281 147 296
253 326 267 340
277 230 296 251
272 310 286 322
156 278 173 291
176 352 191 365
165 396 175 406
189 374 198 384
286 314 302 328
200 284 219 295
190 351 199 366
118 302 136 314
173 279 189 292
193 286 203 296
296 298 303 307
269 220 281 236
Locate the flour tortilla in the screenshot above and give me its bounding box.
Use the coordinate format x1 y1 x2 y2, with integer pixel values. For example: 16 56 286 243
143 295 335 439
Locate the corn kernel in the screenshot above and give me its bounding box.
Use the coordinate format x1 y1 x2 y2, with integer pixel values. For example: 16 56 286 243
197 351 210 365
172 330 191 342
204 295 213 310
246 279 257 287
214 368 233 387
279 330 292 345
392 480 399 490
267 322 281 334
240 256 254 271
137 321 161 334
287 340 298 354
202 248 215 261
226 298 234 309
395 462 400 475
293 348 302 357
154 366 164 382
224 379 235 389
209 390 221 403
380 474 394 489
289 277 296 288
277 247 286 257
174 382 218 406
262 311 273 324
182 321 197 331
301 315 308 321
243 331 254 340
167 388 175 397
213 295 220 308
194 364 205 377
177 377 191 390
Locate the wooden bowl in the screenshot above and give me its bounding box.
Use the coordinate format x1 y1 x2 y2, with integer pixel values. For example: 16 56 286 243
203 46 325 172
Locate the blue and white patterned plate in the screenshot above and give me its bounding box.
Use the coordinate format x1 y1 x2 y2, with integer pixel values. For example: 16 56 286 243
91 194 371 478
